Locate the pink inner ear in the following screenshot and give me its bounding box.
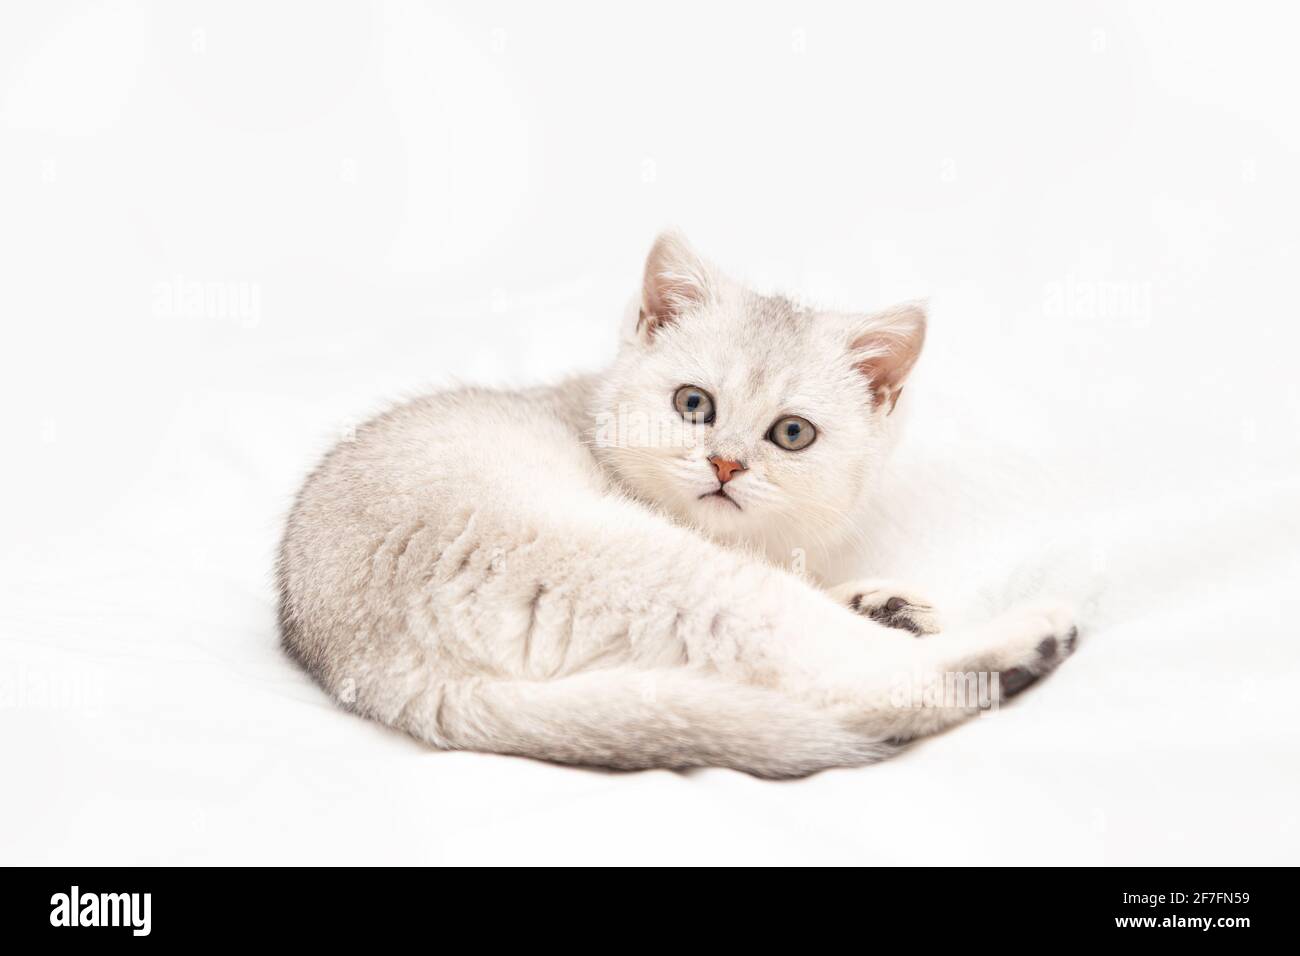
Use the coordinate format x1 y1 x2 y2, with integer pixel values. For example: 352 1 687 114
851 303 926 413
641 232 711 339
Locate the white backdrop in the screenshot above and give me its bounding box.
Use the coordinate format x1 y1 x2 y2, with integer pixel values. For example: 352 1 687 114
2 1 1298 865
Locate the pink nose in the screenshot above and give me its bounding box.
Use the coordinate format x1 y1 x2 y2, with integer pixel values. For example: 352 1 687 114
708 456 747 484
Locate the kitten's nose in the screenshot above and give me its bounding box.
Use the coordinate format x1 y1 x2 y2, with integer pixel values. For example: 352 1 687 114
708 456 747 484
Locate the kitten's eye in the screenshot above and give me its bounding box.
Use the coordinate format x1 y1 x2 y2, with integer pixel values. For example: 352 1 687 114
673 385 715 424
768 415 816 451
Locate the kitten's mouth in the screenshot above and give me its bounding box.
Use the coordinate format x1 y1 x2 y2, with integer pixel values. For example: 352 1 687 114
698 488 742 511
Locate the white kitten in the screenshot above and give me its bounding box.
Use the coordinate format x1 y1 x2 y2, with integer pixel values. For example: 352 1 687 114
277 232 1076 777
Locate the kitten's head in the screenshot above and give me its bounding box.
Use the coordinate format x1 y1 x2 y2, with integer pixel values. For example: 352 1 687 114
594 232 926 561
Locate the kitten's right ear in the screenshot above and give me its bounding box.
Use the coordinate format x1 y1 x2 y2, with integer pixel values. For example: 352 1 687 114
638 231 713 341
848 301 927 415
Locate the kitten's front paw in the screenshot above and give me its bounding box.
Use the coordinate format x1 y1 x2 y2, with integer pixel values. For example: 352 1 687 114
828 580 942 636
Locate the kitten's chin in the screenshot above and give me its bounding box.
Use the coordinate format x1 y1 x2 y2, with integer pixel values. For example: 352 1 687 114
696 489 742 512
684 490 756 539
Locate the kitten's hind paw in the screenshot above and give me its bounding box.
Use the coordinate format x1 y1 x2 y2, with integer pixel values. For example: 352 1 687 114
827 580 943 636
969 602 1080 701
999 618 1081 700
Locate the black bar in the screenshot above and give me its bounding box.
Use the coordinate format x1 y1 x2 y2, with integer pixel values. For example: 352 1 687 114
0 866 1287 944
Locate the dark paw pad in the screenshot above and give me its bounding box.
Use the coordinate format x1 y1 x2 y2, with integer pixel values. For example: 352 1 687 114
852 594 928 636
1000 667 1040 698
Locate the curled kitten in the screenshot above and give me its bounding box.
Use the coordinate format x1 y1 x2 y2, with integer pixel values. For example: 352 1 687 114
277 232 1077 777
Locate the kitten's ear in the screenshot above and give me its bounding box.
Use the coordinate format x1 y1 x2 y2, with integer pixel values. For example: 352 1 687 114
848 301 927 414
638 231 714 340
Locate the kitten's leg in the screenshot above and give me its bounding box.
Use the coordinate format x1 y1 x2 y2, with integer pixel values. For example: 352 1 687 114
825 579 942 636
851 603 1080 740
700 580 1078 741
408 594 1080 766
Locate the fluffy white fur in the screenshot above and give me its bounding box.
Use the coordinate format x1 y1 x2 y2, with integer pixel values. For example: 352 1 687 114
277 232 1076 777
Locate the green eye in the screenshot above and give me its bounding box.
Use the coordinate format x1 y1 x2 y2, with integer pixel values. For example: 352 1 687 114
768 415 816 451
673 385 715 424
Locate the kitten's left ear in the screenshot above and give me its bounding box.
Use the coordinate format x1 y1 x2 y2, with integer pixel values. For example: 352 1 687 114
848 301 927 414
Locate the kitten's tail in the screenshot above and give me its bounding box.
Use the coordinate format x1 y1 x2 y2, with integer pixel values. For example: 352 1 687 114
391 668 894 778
